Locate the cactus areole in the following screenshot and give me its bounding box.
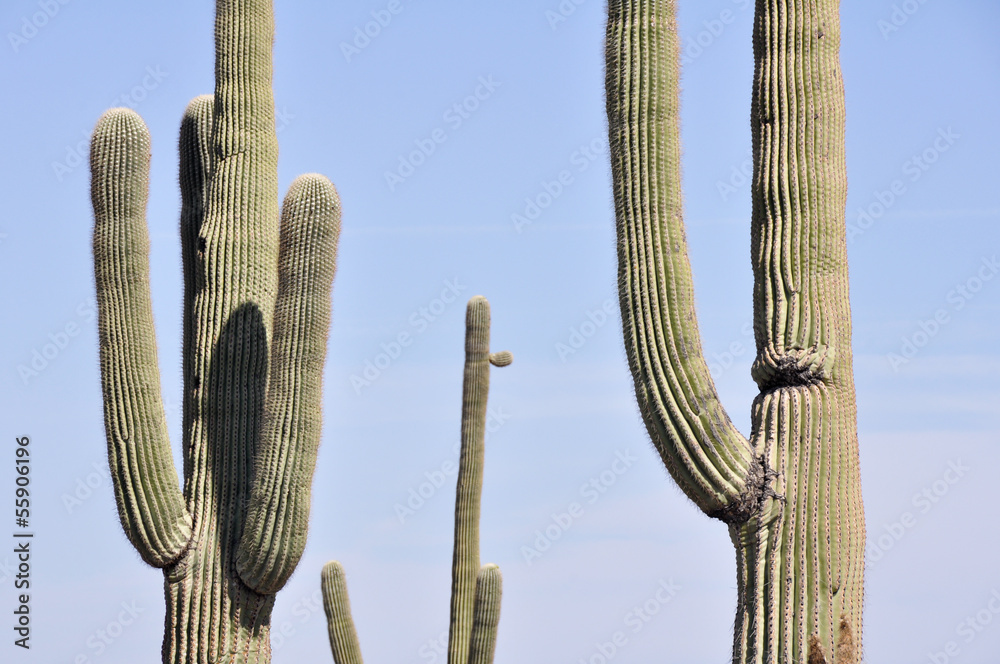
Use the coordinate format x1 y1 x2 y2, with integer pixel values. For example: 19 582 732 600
605 1 865 662
89 1 341 661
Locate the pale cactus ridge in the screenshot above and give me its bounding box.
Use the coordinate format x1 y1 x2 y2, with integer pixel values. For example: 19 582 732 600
604 1 864 663
321 296 508 664
89 1 341 662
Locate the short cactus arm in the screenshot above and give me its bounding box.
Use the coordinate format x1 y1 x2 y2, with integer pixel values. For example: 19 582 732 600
447 297 510 664
90 108 193 568
467 564 502 664
321 561 365 664
605 1 756 518
236 174 342 594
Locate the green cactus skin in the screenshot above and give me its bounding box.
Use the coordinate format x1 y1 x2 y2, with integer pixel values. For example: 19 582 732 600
605 2 864 663
321 296 509 664
321 562 364 664
89 1 340 661
466 564 502 664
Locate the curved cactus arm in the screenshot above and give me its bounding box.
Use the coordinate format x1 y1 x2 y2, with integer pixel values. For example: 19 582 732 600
90 108 193 568
605 1 757 519
236 174 342 594
321 561 365 664
447 296 510 664
466 564 502 664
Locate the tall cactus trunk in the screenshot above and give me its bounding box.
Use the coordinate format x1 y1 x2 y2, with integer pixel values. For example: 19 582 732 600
604 1 864 662
89 1 341 662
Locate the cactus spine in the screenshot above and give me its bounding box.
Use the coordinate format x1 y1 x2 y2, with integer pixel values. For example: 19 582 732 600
605 1 864 662
322 296 509 664
89 1 340 661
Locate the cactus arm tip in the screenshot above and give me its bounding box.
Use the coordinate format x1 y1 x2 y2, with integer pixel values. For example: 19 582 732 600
90 106 193 569
235 173 342 595
321 561 365 664
467 564 502 664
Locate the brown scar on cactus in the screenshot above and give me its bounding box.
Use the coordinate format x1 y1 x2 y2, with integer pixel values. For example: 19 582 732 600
605 0 865 660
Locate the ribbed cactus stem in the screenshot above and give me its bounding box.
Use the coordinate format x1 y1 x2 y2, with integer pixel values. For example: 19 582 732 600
90 1 340 661
605 1 864 662
236 173 341 594
322 297 509 664
321 561 365 664
605 0 758 520
467 564 502 664
91 108 193 569
447 296 492 664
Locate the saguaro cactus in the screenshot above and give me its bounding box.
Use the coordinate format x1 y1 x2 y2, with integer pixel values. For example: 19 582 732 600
89 1 340 661
321 296 510 664
605 1 864 662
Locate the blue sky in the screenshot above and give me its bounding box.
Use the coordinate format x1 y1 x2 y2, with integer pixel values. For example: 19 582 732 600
1 1 999 662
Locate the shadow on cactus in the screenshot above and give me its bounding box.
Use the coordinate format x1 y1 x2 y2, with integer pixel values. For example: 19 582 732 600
89 1 340 661
321 296 510 664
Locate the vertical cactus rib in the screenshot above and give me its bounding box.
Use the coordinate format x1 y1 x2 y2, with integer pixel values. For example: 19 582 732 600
322 297 509 664
606 0 864 662
91 108 193 568
179 95 215 488
605 0 756 518
91 2 340 661
321 561 365 664
237 174 342 593
467 564 502 664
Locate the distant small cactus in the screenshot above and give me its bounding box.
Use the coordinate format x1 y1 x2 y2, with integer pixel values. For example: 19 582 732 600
322 296 509 664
